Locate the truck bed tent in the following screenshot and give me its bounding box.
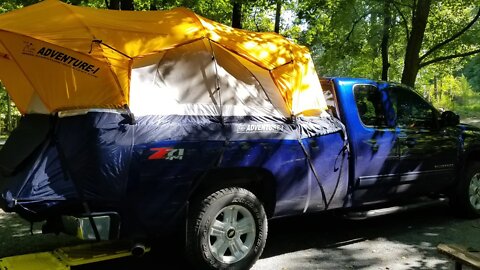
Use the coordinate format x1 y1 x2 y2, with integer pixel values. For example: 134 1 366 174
0 0 327 117
0 0 344 230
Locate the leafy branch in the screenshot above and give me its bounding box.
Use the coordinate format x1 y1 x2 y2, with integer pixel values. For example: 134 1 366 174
420 48 480 68
420 7 480 62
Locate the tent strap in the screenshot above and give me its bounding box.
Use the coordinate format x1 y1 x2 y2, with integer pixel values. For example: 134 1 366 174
53 116 102 241
90 39 132 59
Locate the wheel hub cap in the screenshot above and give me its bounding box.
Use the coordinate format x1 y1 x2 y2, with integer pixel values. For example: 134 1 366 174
208 205 256 264
469 172 480 210
226 228 236 239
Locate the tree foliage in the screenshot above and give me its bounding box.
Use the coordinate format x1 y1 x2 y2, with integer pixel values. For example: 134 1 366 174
462 54 480 92
295 0 480 88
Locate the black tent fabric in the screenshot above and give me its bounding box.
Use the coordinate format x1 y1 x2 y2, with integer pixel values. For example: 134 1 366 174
0 114 52 176
0 112 134 221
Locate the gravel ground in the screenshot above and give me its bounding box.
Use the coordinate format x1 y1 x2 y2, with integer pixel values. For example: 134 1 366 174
252 205 480 270
0 209 83 257
463 117 480 127
1 203 480 269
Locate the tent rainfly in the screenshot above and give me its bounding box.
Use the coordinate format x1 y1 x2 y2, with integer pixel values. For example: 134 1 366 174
0 0 327 118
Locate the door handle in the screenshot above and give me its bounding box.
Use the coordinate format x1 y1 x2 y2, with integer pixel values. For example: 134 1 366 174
367 139 379 152
367 139 377 145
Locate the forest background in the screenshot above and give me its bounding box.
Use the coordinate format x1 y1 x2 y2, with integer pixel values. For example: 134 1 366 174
1 0 480 135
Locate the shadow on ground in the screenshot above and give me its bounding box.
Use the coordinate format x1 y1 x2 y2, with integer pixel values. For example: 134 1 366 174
253 204 480 270
2 204 479 269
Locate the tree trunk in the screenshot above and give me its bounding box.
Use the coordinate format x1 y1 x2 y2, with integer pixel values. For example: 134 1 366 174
274 1 281 33
106 0 119 9
232 1 242 29
106 0 134 10
381 0 392 81
120 0 134 10
401 0 431 87
150 1 157 11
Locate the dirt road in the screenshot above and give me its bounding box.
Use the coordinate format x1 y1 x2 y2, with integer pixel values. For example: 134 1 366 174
252 204 480 270
463 117 480 127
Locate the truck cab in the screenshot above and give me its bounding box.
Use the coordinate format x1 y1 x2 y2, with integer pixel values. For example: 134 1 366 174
322 77 479 212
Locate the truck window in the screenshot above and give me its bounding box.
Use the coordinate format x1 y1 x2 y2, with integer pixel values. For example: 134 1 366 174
353 85 388 128
387 87 437 129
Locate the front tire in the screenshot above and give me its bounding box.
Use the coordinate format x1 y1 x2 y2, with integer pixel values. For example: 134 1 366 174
451 162 480 218
186 187 268 270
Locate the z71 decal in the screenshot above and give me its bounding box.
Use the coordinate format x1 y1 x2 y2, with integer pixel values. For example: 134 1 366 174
148 148 185 160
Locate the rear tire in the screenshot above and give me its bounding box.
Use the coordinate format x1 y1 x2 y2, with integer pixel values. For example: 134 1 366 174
450 162 480 218
186 187 267 270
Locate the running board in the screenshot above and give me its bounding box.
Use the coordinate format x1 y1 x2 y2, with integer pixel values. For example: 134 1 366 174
0 240 150 270
343 197 449 220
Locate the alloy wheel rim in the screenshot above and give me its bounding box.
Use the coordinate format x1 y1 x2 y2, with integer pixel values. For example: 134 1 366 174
208 205 256 264
469 172 480 210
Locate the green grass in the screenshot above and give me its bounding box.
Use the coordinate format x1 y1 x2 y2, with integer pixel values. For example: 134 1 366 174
435 92 480 119
454 98 480 119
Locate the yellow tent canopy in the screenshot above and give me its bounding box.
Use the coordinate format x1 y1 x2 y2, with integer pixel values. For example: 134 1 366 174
0 0 326 117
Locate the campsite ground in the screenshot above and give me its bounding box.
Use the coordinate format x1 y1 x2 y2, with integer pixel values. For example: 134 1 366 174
0 118 479 269
1 204 480 270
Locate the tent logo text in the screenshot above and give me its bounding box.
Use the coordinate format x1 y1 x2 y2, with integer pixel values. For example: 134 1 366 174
236 124 284 133
22 42 36 55
36 47 100 75
22 43 101 76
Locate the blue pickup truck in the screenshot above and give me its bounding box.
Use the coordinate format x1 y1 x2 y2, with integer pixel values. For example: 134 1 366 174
1 77 479 269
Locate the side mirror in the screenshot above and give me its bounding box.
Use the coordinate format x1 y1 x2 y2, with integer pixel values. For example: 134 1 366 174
440 111 459 127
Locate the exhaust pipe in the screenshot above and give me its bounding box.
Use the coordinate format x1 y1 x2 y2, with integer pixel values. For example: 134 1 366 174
131 243 147 257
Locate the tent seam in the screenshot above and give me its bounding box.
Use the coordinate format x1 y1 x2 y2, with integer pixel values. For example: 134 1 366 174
210 42 287 118
59 1 128 102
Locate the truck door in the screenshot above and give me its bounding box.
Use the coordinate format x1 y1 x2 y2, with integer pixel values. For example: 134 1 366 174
349 84 401 203
385 86 459 193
